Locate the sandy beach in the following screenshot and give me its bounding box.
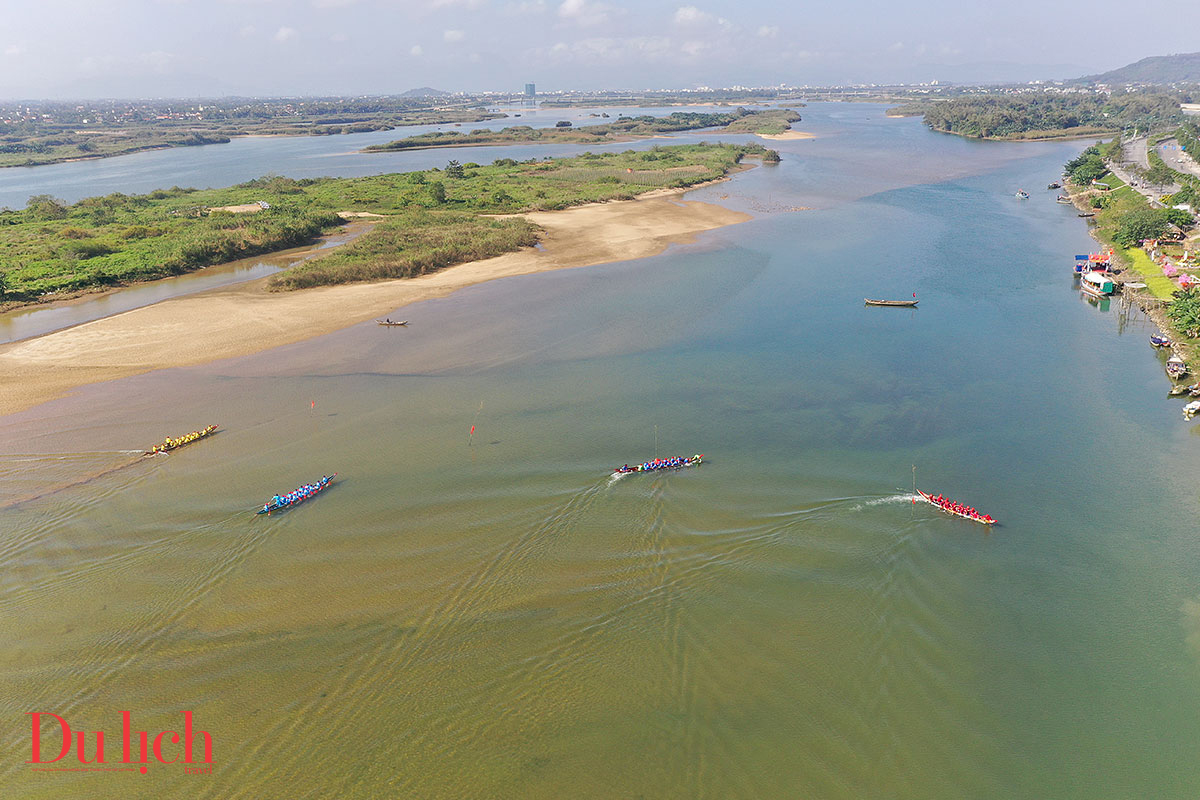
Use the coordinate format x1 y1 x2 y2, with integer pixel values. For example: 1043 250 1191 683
757 131 816 141
0 192 750 416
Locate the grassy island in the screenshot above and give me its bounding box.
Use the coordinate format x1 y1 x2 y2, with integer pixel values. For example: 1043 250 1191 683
363 109 802 152
888 93 1186 141
0 142 770 303
0 98 506 168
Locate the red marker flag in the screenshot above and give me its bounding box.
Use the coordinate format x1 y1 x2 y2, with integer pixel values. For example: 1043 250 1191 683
470 425 475 435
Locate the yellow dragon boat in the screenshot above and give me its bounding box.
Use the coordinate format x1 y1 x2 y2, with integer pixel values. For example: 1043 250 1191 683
146 425 219 455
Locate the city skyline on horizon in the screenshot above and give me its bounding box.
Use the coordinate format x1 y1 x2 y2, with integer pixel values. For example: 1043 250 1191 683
2 1 1199 100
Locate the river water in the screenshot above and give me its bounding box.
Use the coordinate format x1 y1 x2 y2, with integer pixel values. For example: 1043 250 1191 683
2 104 1199 799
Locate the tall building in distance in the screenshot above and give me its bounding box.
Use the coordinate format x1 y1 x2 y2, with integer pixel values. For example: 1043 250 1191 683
523 83 536 107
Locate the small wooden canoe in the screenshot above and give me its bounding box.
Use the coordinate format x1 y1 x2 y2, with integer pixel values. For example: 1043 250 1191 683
865 299 918 307
376 319 408 326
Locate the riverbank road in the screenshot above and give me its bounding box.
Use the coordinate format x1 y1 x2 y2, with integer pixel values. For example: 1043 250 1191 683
1123 135 1150 170
1157 138 1200 181
1105 158 1176 208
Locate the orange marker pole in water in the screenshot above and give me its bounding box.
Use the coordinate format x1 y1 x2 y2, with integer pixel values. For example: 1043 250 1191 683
468 401 483 447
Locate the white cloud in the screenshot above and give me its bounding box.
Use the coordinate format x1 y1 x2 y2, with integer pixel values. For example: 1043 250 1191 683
756 25 778 38
239 25 257 37
541 36 673 64
274 27 299 43
673 6 708 24
443 29 466 42
411 44 424 56
506 0 546 13
680 40 706 57
557 0 610 26
673 5 730 28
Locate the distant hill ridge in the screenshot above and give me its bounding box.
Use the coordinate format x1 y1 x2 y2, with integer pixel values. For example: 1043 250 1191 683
400 87 450 98
1080 52 1200 85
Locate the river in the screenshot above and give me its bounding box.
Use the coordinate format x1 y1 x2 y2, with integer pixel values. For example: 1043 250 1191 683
2 103 1198 799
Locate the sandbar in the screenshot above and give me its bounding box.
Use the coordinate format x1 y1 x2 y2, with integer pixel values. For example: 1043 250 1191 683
0 191 750 417
757 131 816 141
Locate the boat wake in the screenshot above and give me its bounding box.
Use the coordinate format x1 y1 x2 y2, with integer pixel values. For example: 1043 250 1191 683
0 452 149 510
848 493 919 512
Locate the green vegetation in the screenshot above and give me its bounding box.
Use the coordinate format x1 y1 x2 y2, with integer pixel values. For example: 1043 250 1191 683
721 110 801 135
364 109 801 152
0 143 765 302
268 212 538 290
1078 51 1200 86
1121 247 1178 299
0 131 233 169
892 92 1186 140
0 98 506 168
1065 146 1109 184
1113 207 1175 246
1168 288 1200 338
1177 120 1199 158
0 186 342 301
1062 149 1193 301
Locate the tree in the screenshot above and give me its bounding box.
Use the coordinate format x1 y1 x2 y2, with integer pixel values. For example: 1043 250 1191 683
1064 150 1107 185
1113 208 1168 246
428 181 446 204
1146 162 1175 186
1165 208 1195 228
26 194 67 221
444 160 464 179
1168 288 1200 338
763 149 781 163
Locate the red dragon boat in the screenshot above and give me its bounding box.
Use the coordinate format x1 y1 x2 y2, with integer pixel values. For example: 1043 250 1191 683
917 490 996 525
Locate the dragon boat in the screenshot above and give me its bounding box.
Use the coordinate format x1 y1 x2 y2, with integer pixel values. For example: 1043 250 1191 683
146 425 219 455
865 298 918 307
256 474 337 515
612 455 703 477
917 490 996 525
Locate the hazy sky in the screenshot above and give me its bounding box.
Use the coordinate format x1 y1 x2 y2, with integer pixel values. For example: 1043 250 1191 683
2 0 1198 99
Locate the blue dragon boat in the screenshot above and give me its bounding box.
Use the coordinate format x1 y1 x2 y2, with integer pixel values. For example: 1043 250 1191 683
256 474 336 515
612 455 703 477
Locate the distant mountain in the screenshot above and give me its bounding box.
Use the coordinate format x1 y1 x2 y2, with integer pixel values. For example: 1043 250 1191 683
1079 52 1200 85
400 87 450 98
